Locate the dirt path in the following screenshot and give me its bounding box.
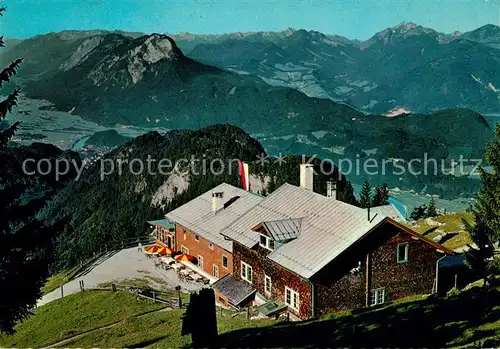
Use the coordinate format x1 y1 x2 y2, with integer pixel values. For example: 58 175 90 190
41 307 174 348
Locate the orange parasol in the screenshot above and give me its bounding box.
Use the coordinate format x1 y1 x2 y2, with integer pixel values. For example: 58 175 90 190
174 254 196 262
144 244 161 254
157 246 174 255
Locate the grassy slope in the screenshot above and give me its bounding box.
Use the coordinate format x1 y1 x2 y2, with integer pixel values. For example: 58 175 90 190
41 271 70 295
2 285 500 348
0 291 166 348
0 290 274 348
409 213 473 250
63 307 275 348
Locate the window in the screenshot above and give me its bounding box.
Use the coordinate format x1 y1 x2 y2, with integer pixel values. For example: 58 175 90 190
397 243 409 263
181 245 189 255
285 287 299 311
264 275 272 295
222 255 228 269
198 255 204 270
195 234 199 242
240 261 253 283
213 264 219 278
183 233 186 241
259 234 275 251
370 288 385 305
209 243 214 250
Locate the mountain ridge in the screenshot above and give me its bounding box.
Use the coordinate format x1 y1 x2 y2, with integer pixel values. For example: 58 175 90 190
6 22 498 52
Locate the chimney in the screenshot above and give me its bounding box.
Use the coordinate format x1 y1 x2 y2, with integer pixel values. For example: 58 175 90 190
212 191 224 214
300 164 314 191
326 181 337 199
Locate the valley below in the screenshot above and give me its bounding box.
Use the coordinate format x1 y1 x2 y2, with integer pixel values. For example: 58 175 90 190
7 96 170 150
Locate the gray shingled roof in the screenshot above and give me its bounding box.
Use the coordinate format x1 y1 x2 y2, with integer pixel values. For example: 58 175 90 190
220 183 387 279
262 218 304 241
370 204 407 223
212 274 256 306
165 183 263 252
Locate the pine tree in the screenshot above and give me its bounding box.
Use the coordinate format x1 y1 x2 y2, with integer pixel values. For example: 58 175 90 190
427 196 438 217
338 180 359 206
410 204 428 220
266 174 277 195
359 181 372 209
463 124 500 288
373 182 390 206
0 7 57 333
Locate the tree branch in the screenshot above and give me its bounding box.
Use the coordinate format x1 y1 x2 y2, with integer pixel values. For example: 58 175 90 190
0 59 23 88
0 121 21 149
0 88 21 120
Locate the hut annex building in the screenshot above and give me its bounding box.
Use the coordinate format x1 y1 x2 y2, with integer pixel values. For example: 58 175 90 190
150 164 453 320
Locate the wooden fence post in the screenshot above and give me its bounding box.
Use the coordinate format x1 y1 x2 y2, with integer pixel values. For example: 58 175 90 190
246 307 250 319
153 292 156 303
176 285 182 308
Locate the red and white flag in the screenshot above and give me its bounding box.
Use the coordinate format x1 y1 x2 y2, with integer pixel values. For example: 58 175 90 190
238 161 249 191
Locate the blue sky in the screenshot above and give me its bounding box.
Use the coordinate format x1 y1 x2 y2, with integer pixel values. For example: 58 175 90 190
2 0 499 39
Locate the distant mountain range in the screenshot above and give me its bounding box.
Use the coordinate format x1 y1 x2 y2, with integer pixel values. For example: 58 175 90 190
183 22 500 114
3 22 499 116
0 25 494 165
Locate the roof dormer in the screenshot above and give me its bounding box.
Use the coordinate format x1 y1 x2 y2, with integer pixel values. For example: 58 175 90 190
251 218 305 251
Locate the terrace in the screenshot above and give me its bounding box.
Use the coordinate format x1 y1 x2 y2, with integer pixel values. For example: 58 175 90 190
144 244 216 287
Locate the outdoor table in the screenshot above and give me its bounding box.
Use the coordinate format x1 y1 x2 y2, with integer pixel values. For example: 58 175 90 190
190 274 203 281
161 256 175 265
180 268 192 276
171 263 184 270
